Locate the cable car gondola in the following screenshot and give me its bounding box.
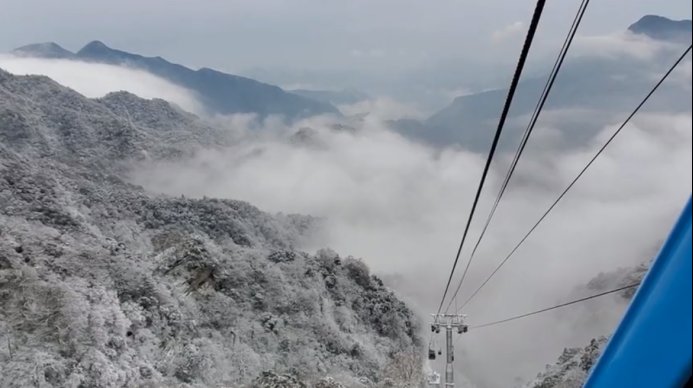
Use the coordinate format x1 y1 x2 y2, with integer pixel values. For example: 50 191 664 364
428 340 441 360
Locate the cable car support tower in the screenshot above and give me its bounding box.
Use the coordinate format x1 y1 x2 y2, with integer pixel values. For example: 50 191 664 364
429 314 468 387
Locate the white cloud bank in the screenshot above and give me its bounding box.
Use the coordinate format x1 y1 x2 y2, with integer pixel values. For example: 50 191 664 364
573 32 677 60
0 55 203 114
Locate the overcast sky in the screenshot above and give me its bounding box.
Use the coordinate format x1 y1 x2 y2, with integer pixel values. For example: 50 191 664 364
1 0 690 76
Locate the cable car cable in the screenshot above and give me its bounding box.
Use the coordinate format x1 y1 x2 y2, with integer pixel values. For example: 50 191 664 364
470 283 640 330
435 0 548 315
445 0 591 313
458 44 693 312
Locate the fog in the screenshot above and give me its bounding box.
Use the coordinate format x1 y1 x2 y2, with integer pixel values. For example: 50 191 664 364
573 31 673 60
337 98 429 121
0 56 203 114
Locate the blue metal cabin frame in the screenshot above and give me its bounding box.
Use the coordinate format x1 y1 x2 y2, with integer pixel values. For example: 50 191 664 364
584 197 692 388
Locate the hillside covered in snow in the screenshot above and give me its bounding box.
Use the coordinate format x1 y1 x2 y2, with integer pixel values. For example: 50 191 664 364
0 68 423 387
522 264 649 388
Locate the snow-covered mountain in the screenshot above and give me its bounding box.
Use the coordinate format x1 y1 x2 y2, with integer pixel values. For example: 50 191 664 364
523 264 649 388
0 68 422 387
524 337 608 388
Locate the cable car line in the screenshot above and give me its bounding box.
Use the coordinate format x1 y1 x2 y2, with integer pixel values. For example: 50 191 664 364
470 283 640 330
435 0 548 316
457 44 693 313
445 0 592 313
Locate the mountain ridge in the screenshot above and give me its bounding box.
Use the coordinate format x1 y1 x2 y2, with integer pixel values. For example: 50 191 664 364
10 41 340 120
12 42 76 59
628 15 692 42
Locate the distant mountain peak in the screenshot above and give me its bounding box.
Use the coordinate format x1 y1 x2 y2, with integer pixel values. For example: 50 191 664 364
637 15 673 23
628 15 692 42
12 42 75 59
80 40 110 51
76 40 129 61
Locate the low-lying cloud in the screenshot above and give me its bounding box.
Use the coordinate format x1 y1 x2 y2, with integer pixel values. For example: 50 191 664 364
0 55 203 114
573 32 676 60
129 105 691 387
